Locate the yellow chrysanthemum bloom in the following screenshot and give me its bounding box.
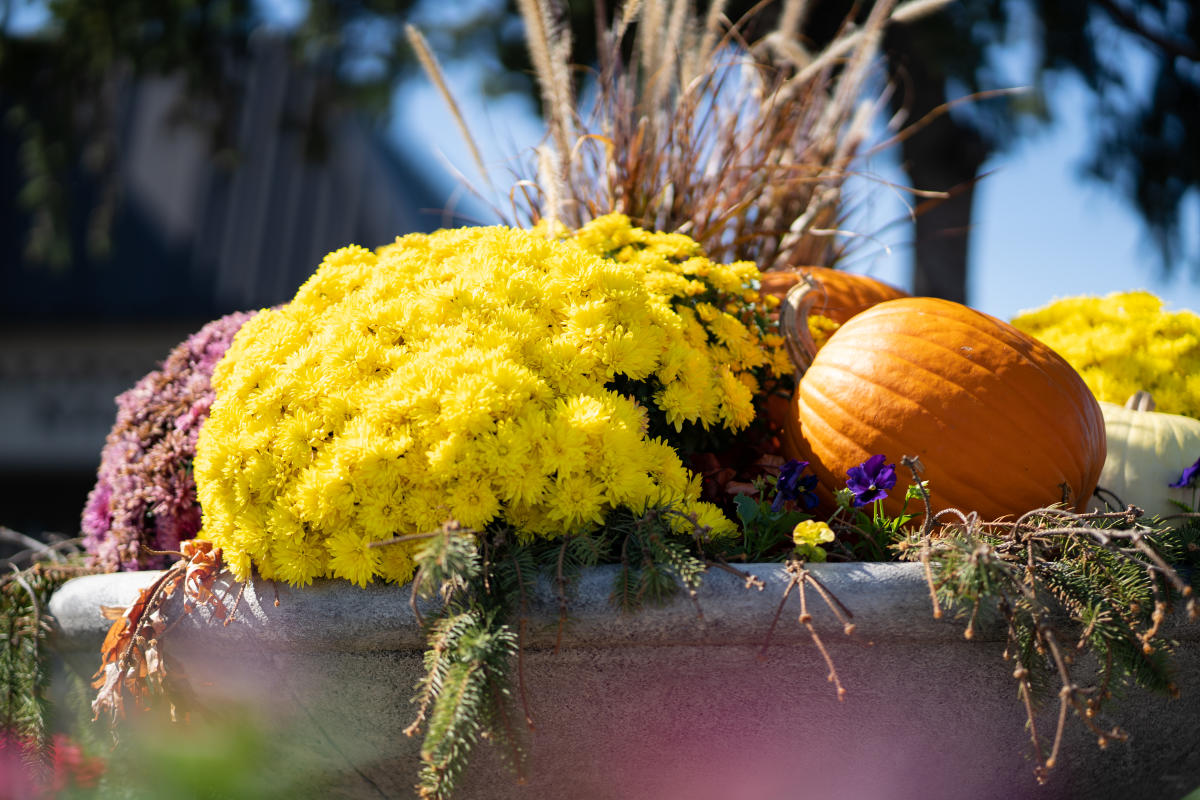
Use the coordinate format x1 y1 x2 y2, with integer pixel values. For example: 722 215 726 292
807 314 841 351
196 216 787 587
1012 291 1200 419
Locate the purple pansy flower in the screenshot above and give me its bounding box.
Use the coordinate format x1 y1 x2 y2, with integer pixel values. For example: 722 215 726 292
772 459 819 512
845 455 897 508
1169 457 1200 489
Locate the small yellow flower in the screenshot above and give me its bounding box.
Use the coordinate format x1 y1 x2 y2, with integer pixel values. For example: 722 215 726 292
793 520 836 548
792 520 836 563
269 535 327 587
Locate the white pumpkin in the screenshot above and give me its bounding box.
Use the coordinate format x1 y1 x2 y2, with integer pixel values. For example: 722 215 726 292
1090 391 1200 521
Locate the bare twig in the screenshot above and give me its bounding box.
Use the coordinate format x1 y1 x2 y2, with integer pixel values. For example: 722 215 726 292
1093 0 1200 63
900 456 943 619
509 553 536 730
369 531 445 549
1 527 83 568
553 535 570 654
758 570 798 660
705 559 766 590
795 565 847 700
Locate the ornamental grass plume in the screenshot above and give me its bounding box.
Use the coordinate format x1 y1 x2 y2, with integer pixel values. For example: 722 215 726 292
412 0 952 272
81 311 257 571
1012 290 1200 419
194 215 790 587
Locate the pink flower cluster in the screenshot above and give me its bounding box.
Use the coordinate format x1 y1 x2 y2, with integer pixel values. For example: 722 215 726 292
0 731 105 798
81 310 256 571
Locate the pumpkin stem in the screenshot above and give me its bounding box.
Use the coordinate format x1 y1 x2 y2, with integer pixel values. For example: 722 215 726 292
1124 391 1156 412
780 275 824 376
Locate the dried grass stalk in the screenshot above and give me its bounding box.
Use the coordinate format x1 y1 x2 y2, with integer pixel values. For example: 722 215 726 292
414 0 953 270
405 25 495 195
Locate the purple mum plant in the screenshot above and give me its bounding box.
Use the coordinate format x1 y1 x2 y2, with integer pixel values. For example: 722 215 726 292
81 310 256 571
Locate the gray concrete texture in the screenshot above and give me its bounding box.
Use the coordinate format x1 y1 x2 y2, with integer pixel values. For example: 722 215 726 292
50 562 1200 800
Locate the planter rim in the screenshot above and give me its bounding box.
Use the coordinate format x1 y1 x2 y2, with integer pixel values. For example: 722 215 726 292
48 560 1199 658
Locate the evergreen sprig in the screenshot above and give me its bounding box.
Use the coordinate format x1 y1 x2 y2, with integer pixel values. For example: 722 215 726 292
415 608 519 798
608 508 707 614
896 501 1197 781
402 524 522 800
399 507 720 798
1 542 97 753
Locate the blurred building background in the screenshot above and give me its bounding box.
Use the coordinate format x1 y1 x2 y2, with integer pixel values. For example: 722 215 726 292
0 35 452 536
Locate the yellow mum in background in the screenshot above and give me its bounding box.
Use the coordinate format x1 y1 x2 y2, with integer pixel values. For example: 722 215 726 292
1012 291 1200 419
195 216 786 587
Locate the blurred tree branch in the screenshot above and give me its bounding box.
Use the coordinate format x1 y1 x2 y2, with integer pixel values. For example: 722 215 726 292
0 0 421 269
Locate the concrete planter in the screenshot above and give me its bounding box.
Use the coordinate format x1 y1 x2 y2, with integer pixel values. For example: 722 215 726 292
50 563 1199 800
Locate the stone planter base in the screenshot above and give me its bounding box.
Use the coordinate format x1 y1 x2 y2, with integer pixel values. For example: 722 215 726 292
50 563 1200 800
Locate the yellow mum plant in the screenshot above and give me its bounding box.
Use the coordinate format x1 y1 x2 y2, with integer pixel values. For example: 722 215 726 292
194 215 787 587
1012 291 1200 418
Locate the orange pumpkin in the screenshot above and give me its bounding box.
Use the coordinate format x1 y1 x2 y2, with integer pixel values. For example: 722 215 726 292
780 296 1107 521
759 266 909 324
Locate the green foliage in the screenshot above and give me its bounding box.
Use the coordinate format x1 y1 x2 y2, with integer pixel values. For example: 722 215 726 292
415 608 519 797
402 504 721 797
897 506 1197 778
1173 517 1200 571
404 526 529 799
1 560 94 749
728 492 807 563
605 508 708 614
63 704 340 800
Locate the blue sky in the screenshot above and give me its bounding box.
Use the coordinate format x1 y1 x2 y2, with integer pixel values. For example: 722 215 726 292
841 69 1200 320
